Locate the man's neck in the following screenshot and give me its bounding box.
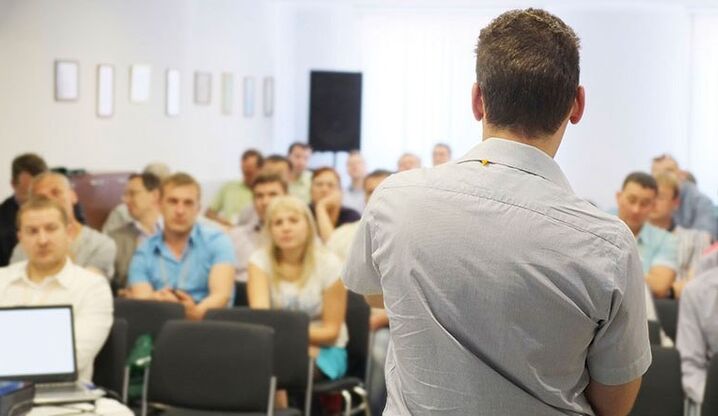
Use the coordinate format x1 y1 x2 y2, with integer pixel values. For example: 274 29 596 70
27 257 68 284
67 221 82 241
629 222 645 238
291 170 303 181
164 228 192 258
482 123 566 158
350 178 362 190
137 210 160 235
649 217 673 232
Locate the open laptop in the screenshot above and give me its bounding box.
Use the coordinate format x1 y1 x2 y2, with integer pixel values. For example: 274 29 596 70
0 305 105 404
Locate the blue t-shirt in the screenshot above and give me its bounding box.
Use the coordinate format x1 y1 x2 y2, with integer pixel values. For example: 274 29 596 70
128 223 236 302
637 222 678 274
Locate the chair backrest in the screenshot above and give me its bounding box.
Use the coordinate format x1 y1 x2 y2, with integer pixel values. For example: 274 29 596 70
205 308 310 389
345 291 371 380
654 299 679 342
648 320 661 345
234 281 249 307
630 346 684 416
93 318 128 397
113 298 185 347
701 354 718 416
148 320 274 411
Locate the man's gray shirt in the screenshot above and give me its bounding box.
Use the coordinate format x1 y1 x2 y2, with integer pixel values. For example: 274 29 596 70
343 138 651 415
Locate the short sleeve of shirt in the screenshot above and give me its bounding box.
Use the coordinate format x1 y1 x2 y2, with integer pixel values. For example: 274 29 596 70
342 208 382 295
127 243 152 287
207 231 236 266
587 241 652 385
316 250 343 290
248 249 271 274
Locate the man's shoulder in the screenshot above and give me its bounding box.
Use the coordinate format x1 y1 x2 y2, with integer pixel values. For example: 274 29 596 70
0 261 26 284
194 223 233 248
642 223 677 245
81 226 116 246
684 268 718 302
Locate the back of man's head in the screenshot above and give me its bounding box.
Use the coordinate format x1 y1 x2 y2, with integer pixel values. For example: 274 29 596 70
476 8 580 137
11 153 47 184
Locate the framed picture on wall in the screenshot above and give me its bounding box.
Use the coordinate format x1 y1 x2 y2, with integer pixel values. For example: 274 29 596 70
166 69 181 117
96 64 114 118
194 72 212 105
263 76 274 117
130 64 152 103
243 76 255 117
221 72 234 115
54 60 79 101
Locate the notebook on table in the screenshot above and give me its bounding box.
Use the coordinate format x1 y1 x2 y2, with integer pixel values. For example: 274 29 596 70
0 305 105 404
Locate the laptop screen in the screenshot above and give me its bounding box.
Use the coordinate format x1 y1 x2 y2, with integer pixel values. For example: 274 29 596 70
0 306 77 382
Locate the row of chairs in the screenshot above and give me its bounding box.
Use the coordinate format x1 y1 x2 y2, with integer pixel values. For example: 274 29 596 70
92 292 372 416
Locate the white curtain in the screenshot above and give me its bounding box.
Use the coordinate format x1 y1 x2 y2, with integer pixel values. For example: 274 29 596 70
689 13 718 203
357 8 499 171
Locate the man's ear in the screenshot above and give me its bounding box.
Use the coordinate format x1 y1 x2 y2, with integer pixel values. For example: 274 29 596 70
472 83 485 121
569 86 585 125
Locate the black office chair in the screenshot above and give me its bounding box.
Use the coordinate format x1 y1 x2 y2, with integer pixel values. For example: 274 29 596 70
648 320 661 345
93 318 129 401
655 298 679 343
205 308 310 414
312 291 371 416
701 355 718 416
145 320 298 416
630 346 684 416
113 298 185 347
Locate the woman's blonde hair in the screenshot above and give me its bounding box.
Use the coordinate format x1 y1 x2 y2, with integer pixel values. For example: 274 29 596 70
263 196 320 288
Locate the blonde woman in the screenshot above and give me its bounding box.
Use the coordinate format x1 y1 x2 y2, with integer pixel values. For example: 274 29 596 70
247 195 348 380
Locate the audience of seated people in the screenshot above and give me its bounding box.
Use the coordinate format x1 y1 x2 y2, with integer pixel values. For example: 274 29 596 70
0 197 112 381
11 171 117 279
229 171 287 281
287 142 313 203
205 149 263 227
309 167 361 243
0 153 48 266
108 172 162 291
127 173 236 320
247 196 348 381
3 145 718 413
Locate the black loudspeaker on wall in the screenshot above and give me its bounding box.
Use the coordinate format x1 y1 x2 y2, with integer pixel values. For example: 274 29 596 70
308 71 362 152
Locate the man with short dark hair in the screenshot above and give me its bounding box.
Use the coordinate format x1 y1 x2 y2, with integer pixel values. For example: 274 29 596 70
0 197 112 381
206 149 264 226
287 142 312 203
128 173 235 320
109 172 162 290
10 172 117 279
616 172 679 298
432 143 452 166
343 9 650 415
229 172 287 281
0 153 47 266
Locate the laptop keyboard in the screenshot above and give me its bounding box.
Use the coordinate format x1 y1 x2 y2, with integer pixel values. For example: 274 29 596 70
36 382 87 394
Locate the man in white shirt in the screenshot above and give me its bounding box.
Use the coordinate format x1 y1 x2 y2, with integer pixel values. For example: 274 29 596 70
0 197 113 382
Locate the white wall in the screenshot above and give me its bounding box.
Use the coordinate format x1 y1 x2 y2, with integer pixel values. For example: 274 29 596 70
0 0 277 203
273 1 702 208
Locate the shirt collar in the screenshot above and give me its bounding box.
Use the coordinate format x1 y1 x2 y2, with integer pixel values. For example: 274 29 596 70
458 137 573 193
154 223 200 255
636 222 655 244
10 257 75 288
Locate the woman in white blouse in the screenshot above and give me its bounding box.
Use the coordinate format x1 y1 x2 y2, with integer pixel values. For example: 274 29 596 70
247 195 348 381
